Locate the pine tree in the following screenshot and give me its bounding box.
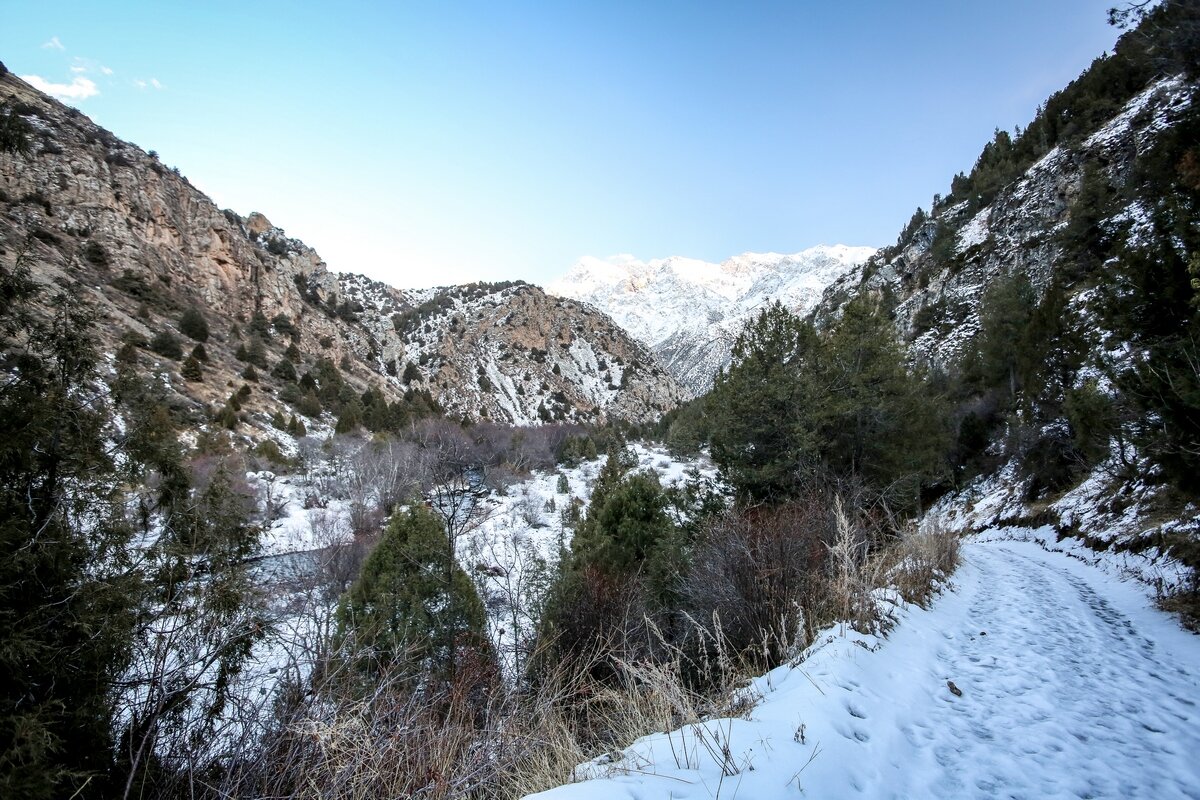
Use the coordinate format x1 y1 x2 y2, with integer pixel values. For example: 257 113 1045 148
818 296 950 512
297 390 322 419
708 302 820 502
0 258 139 799
0 102 32 156
149 329 183 360
973 271 1038 403
178 306 209 342
181 354 203 381
271 357 297 382
286 415 307 437
335 397 364 434
335 507 490 684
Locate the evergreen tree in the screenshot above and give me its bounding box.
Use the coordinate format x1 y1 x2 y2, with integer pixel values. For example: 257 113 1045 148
0 101 32 157
246 335 268 368
178 306 209 342
335 507 490 684
297 390 322 419
180 354 203 381
973 271 1038 403
708 302 821 502
1096 106 1200 490
575 471 681 601
286 415 307 437
271 357 297 382
818 296 950 511
249 310 271 338
149 329 183 360
335 397 364 434
0 259 138 799
709 298 948 512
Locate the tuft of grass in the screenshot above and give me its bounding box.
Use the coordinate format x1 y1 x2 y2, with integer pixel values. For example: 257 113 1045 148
890 520 962 608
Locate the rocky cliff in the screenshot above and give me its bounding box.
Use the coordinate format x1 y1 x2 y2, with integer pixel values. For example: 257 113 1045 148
0 67 680 429
816 75 1194 368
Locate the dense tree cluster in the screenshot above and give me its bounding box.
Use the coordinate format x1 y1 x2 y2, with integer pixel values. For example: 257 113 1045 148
706 299 949 512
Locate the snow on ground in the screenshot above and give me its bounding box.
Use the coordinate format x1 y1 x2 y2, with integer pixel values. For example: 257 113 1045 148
237 441 719 703
529 536 1200 799
927 454 1197 595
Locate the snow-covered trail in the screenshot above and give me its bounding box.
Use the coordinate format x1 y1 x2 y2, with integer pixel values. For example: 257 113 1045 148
872 540 1198 798
529 538 1200 799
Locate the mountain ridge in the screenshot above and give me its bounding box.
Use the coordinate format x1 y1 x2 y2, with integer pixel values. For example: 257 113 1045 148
548 244 874 396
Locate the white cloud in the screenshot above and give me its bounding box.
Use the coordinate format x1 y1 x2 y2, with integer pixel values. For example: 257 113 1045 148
134 77 165 91
41 36 64 51
133 78 147 89
150 78 163 90
20 74 99 102
70 58 115 78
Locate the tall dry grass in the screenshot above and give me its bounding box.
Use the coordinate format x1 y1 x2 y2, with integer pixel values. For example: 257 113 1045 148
210 498 961 799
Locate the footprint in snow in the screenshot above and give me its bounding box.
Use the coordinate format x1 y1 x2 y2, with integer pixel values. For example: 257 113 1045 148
845 701 867 719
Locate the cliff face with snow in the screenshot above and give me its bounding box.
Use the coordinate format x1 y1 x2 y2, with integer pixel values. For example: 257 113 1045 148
810 72 1200 562
548 245 874 397
816 76 1194 368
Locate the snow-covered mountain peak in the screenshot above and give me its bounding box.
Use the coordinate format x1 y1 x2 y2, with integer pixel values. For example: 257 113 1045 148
547 244 875 396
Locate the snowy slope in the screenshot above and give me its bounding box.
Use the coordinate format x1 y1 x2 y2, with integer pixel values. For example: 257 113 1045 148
547 245 874 396
528 536 1200 799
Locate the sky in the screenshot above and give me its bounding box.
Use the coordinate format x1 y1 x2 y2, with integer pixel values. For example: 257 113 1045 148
1 1 1125 289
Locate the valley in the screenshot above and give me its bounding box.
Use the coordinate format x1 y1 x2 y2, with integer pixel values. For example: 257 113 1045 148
1 2 1198 799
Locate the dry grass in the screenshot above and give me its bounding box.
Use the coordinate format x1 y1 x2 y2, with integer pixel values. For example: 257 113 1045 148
890 520 963 608
210 497 963 799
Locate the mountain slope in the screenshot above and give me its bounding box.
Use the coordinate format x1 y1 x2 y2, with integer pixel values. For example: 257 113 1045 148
549 245 873 396
391 281 682 425
529 536 1200 799
0 66 679 429
816 75 1194 367
804 9 1200 604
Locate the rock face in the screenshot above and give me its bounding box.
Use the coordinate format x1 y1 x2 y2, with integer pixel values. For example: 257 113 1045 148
0 70 680 427
548 246 873 397
815 76 1195 366
393 282 682 425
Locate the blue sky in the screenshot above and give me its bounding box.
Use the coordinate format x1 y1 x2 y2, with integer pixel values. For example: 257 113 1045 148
2 1 1122 289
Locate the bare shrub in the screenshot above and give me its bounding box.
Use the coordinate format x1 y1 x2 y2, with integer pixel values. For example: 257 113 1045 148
681 495 835 667
889 520 962 607
827 495 890 635
310 507 369 602
214 635 611 799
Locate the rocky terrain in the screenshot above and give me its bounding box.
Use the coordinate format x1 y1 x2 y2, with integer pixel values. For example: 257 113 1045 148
548 245 873 397
0 65 681 430
816 76 1193 366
